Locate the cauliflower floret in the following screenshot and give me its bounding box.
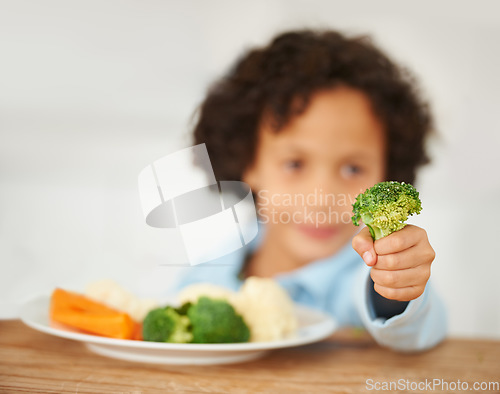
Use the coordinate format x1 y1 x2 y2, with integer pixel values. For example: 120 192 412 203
232 277 298 342
176 283 236 304
85 279 158 321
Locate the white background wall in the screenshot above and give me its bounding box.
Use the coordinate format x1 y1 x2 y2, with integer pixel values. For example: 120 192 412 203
1 0 499 338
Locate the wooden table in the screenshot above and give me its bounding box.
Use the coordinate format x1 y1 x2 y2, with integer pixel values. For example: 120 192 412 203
1 320 499 393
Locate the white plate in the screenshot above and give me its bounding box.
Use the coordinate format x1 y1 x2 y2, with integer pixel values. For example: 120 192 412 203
20 294 337 365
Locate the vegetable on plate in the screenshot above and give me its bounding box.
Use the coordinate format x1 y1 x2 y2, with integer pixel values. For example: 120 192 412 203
50 288 138 340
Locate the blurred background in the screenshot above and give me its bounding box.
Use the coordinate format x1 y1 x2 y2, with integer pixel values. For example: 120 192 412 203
1 0 499 338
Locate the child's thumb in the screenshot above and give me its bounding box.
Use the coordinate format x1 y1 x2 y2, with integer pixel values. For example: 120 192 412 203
352 227 377 266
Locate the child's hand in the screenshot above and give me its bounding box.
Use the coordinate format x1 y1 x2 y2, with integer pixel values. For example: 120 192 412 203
352 225 435 302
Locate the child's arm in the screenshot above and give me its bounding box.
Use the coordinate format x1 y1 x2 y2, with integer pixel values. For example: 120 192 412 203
351 225 447 351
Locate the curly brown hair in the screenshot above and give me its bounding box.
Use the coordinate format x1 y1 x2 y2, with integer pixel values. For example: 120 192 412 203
193 29 433 184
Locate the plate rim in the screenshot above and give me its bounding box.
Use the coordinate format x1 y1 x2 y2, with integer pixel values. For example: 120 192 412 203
20 294 337 352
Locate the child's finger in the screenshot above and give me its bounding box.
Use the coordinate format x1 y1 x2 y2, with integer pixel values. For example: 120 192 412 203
373 283 426 302
352 227 377 266
373 224 422 255
375 247 427 271
370 264 430 289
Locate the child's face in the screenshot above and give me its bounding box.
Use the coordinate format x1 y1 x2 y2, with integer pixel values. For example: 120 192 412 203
243 87 386 265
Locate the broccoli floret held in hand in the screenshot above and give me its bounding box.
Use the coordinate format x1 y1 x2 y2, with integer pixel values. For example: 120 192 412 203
142 306 193 343
187 297 250 343
352 181 422 240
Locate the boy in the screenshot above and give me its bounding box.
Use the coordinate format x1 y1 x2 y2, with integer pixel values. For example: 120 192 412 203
173 30 446 351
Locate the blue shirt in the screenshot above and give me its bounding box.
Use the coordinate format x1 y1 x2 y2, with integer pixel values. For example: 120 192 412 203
171 232 447 352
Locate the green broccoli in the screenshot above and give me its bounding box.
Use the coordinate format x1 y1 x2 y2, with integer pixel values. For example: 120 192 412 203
187 297 250 343
142 306 193 343
174 301 192 316
352 181 422 240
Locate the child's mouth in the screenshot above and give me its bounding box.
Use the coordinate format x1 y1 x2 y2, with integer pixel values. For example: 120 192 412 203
296 224 339 240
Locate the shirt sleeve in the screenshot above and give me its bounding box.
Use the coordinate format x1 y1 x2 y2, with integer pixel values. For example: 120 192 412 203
368 277 409 319
354 265 448 352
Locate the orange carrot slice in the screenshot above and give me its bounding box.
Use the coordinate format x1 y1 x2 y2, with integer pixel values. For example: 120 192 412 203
50 288 136 339
51 288 115 314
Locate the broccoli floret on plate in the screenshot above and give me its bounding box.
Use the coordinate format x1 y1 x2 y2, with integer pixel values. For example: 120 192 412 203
174 301 192 316
187 297 250 343
142 306 193 343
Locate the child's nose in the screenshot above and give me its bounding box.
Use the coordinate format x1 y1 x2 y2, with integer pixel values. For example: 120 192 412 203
305 171 339 206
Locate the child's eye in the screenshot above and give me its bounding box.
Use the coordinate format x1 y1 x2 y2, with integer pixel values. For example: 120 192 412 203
340 164 363 179
284 159 304 171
